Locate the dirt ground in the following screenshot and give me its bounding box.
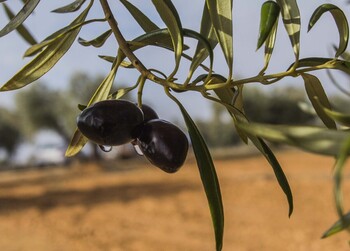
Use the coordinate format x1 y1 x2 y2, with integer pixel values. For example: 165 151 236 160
0 149 349 251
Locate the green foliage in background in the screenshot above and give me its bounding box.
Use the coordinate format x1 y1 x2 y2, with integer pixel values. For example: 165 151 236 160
1 0 350 250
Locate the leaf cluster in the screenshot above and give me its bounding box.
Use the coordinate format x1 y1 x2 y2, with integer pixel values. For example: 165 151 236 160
1 0 350 249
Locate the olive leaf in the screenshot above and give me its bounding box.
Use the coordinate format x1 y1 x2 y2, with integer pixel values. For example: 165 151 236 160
52 0 86 13
322 211 350 238
98 55 134 68
120 0 158 32
237 122 350 156
308 4 349 58
205 0 233 80
152 0 183 79
257 1 280 50
257 1 280 74
186 1 218 84
276 0 300 63
0 1 93 91
0 0 40 37
66 57 122 156
301 73 336 129
293 57 350 75
333 137 350 234
167 89 224 251
78 29 112 47
213 86 293 217
2 3 37 45
323 108 350 127
24 18 106 57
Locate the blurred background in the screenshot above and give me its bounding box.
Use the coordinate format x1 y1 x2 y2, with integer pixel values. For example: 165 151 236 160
0 0 350 250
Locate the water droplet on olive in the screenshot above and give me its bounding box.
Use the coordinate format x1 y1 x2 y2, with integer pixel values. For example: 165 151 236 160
136 119 188 173
77 99 144 146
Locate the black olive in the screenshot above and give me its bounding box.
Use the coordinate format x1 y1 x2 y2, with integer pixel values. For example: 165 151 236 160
77 99 144 146
132 104 159 139
140 104 159 122
137 119 188 173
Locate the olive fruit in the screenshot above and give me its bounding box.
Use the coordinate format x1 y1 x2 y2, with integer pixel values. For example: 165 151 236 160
132 104 159 139
136 119 188 173
77 100 144 146
140 104 159 122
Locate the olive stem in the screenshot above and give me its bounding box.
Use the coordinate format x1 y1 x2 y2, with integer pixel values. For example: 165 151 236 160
137 76 146 108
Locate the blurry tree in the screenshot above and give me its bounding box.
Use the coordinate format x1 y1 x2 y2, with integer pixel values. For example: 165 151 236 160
0 108 22 157
196 102 240 147
15 84 74 144
243 86 315 125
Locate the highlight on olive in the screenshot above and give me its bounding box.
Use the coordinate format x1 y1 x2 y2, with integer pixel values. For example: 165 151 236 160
77 99 144 146
136 119 189 173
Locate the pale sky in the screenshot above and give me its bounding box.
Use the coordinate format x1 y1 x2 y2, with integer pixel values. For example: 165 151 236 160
0 0 348 122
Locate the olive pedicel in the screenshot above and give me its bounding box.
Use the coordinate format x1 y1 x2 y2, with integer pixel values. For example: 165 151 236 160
136 119 189 173
77 99 144 146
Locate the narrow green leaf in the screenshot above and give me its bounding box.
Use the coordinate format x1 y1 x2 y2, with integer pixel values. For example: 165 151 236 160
260 19 278 74
120 0 158 32
237 122 350 156
78 29 112 47
251 137 294 217
302 73 336 129
257 1 280 50
2 3 37 45
186 2 218 83
182 29 214 85
276 0 301 62
152 0 183 79
333 137 350 230
24 18 106 57
308 4 349 57
168 90 224 251
213 88 293 217
52 0 86 13
205 0 233 80
322 211 350 238
0 0 40 37
324 108 350 127
66 57 121 156
0 1 92 91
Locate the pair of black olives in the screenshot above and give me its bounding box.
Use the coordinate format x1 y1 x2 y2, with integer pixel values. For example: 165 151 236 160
77 100 188 173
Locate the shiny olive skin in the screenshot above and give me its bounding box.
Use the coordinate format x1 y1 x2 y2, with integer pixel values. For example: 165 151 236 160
77 100 144 146
137 119 188 173
132 104 159 139
140 104 159 122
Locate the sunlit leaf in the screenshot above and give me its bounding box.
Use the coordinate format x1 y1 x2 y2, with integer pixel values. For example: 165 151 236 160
78 29 112 47
276 0 300 62
152 0 183 79
24 18 106 57
168 90 224 251
302 73 336 129
66 57 121 156
205 0 233 80
293 57 350 75
0 1 92 91
257 1 280 50
322 211 350 238
0 0 40 37
237 122 350 156
186 2 218 84
52 0 86 13
2 3 37 45
261 19 278 74
308 4 349 57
